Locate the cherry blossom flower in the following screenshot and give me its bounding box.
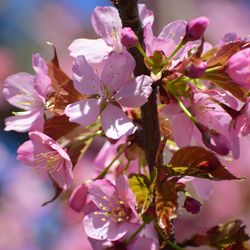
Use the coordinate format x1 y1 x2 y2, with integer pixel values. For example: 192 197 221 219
65 52 153 139
3 53 52 132
17 131 73 190
163 89 239 157
144 19 187 58
88 223 159 250
68 5 153 64
83 175 139 241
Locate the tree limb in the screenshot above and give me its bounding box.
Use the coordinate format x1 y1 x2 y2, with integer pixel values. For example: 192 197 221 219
112 0 160 172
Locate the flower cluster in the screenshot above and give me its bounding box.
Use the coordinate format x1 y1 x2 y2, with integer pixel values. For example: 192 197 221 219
3 2 250 250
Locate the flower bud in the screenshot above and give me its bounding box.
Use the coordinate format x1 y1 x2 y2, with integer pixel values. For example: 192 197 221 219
69 184 88 213
121 27 138 48
184 16 209 41
184 197 201 214
185 61 207 78
196 123 230 155
226 48 250 89
202 129 230 156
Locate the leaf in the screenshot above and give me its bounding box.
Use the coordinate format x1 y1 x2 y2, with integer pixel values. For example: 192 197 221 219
155 179 180 239
44 115 78 141
67 135 93 167
180 220 250 249
44 116 95 167
46 45 84 115
203 71 248 102
167 146 240 180
206 41 245 68
128 174 154 215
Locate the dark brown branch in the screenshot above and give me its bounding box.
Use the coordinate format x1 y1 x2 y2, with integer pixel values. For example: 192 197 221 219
113 0 160 172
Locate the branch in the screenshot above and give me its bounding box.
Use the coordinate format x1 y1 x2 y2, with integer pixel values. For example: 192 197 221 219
113 0 160 172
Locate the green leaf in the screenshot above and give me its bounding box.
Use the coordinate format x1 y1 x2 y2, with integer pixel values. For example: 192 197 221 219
128 174 154 215
167 146 241 181
180 220 250 249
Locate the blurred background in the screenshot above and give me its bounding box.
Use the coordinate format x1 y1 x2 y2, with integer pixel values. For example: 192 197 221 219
1 0 250 249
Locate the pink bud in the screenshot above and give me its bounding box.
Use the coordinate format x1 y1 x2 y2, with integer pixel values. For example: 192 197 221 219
185 61 207 78
226 48 250 89
202 129 230 156
184 197 201 214
196 123 230 155
121 27 138 48
69 184 88 213
184 16 209 41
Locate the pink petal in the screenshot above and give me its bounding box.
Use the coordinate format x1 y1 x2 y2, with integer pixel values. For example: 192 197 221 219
88 179 116 210
158 20 187 45
229 125 240 159
129 237 158 250
101 52 135 92
50 161 73 190
91 6 122 48
107 221 136 241
101 104 136 139
83 211 111 240
72 56 102 95
3 72 42 110
32 53 48 74
4 110 44 133
115 75 153 107
68 38 112 64
172 114 193 147
34 73 52 98
144 24 155 56
138 4 154 28
69 184 88 213
193 178 213 200
17 140 36 165
65 99 101 126
115 175 136 212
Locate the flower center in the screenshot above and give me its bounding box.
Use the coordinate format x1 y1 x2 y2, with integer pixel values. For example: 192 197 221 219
34 151 62 174
98 196 130 223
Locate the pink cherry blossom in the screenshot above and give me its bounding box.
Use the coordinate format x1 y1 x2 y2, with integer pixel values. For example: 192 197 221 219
163 89 239 157
68 4 153 64
17 131 73 190
3 53 52 132
65 52 153 139
144 20 187 57
83 175 139 241
88 223 159 250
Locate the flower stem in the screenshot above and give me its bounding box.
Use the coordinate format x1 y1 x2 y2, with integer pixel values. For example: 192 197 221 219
124 219 150 246
94 146 127 180
163 40 185 65
136 43 154 65
166 240 185 250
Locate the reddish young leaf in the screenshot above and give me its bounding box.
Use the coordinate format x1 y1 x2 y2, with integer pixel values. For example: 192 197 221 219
44 115 78 141
155 179 178 239
167 146 240 180
205 41 246 68
180 220 250 249
46 46 84 115
203 71 247 101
